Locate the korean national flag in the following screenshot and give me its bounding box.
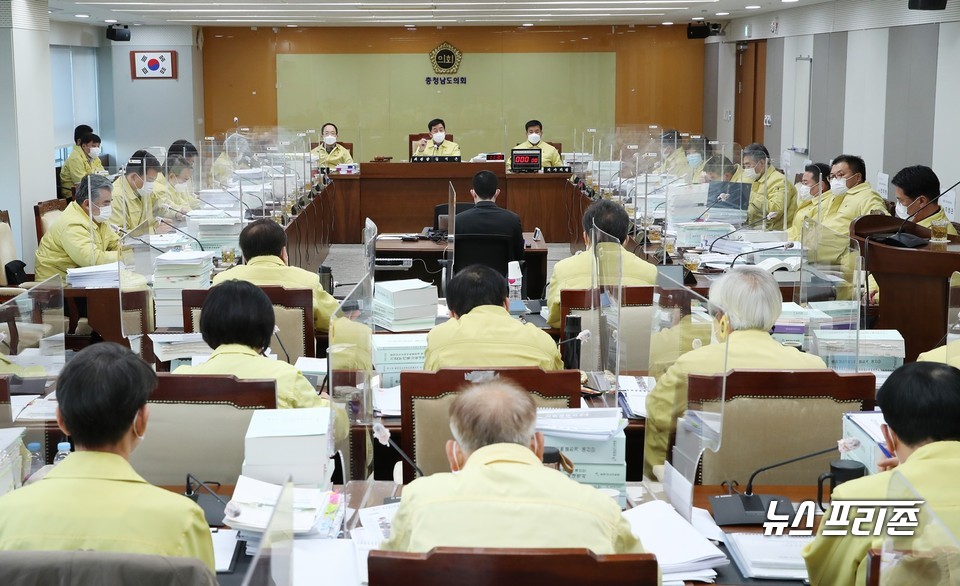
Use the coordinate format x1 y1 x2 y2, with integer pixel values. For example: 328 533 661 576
138 53 170 77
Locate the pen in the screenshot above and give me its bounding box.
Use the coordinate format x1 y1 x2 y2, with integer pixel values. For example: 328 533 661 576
878 442 892 459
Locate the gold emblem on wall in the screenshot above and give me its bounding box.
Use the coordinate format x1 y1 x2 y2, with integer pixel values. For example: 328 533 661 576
429 42 463 75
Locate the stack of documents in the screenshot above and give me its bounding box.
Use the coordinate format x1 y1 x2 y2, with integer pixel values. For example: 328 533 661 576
617 376 655 419
675 222 735 249
808 301 859 330
811 329 905 372
725 533 812 580
65 263 119 287
372 377 401 417
622 500 728 585
536 408 625 441
242 408 334 486
148 332 213 362
373 280 438 332
187 217 244 252
153 251 215 328
0 428 26 496
539 408 628 502
372 333 427 386
772 303 832 349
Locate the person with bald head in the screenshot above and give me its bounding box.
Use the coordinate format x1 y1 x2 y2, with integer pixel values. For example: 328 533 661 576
381 381 644 555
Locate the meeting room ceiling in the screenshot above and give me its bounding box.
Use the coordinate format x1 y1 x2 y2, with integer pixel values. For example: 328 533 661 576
47 0 835 27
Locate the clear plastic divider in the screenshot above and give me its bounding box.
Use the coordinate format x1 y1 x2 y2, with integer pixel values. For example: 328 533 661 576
0 277 65 384
591 224 623 407
117 221 157 357
240 480 294 586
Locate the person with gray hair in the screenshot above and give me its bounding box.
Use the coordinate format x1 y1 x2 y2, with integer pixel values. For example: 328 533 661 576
382 381 645 555
643 266 827 478
35 173 120 281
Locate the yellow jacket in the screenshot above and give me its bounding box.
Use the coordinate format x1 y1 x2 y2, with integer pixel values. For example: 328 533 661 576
154 172 201 210
310 143 354 168
423 305 562 371
918 207 958 236
35 201 120 281
60 146 105 198
515 140 564 168
654 148 692 179
414 140 461 157
328 316 374 372
802 441 960 586
213 256 340 332
643 329 826 476
213 152 236 186
917 339 960 368
788 190 831 242
381 443 645 555
546 244 659 328
742 166 797 229
0 451 214 571
110 176 162 231
821 182 889 238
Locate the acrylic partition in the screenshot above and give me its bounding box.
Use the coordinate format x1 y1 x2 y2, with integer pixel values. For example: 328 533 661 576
240 480 294 586
945 271 960 365
0 277 65 385
589 223 623 407
117 221 157 359
798 218 862 368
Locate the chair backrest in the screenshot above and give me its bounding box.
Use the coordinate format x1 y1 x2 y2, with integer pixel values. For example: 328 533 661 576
368 548 659 586
0 212 16 286
0 550 217 586
182 286 315 363
399 368 580 482
409 133 455 158
687 369 877 485
129 373 277 485
452 233 511 276
433 202 474 230
560 287 655 371
548 141 562 153
34 198 70 244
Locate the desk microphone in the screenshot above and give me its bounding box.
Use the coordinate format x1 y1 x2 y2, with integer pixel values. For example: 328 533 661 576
373 422 424 478
709 444 841 526
272 326 292 363
707 215 771 253
693 194 729 222
193 194 232 215
157 216 205 251
729 242 795 268
876 177 960 248
185 473 230 526
115 227 164 254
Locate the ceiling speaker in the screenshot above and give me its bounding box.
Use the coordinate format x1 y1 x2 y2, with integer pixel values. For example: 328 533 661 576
908 0 948 9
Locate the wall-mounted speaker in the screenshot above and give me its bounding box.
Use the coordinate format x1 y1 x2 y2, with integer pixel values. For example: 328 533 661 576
106 24 131 41
908 0 948 9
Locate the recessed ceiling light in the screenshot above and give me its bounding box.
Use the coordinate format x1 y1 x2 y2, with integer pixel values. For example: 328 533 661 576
581 36 589 40
716 12 730 16
662 21 673 25
75 14 89 18
522 23 533 26
287 24 297 27
692 17 705 21
745 5 761 9
105 19 117 23
782 0 799 2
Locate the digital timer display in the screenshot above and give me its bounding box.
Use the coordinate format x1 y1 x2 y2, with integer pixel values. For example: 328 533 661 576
511 149 542 172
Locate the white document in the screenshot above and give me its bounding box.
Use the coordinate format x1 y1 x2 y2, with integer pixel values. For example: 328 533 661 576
373 384 401 416
16 399 58 421
535 408 625 440
621 500 728 575
9 395 39 421
293 539 361 586
357 502 401 540
350 526 386 584
846 411 886 444
210 529 239 573
725 533 813 580
692 507 726 543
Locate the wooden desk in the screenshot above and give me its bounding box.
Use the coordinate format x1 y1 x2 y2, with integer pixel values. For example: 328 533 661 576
284 184 332 275
327 164 590 244
375 231 549 298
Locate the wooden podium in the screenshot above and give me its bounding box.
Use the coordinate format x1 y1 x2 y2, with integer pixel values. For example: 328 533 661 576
852 215 960 361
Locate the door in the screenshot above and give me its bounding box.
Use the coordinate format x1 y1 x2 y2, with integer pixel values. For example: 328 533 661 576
734 40 767 147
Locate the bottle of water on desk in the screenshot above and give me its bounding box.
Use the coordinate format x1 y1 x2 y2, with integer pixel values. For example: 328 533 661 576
53 442 72 464
507 261 523 301
25 442 44 480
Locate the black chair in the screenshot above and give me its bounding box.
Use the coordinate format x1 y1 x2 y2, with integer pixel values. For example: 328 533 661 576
433 203 474 230
452 234 512 276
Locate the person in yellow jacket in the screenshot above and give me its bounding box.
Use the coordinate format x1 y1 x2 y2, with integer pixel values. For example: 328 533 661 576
802 361 960 586
110 150 179 232
653 129 692 180
820 154 890 238
213 133 251 186
213 219 340 332
424 265 562 371
35 174 120 281
383 381 647 555
891 165 957 235
414 118 460 157
310 123 354 168
155 155 201 211
59 132 105 198
547 200 658 328
643 266 826 478
730 143 797 229
514 120 563 168
173 280 347 442
788 162 832 242
0 343 215 571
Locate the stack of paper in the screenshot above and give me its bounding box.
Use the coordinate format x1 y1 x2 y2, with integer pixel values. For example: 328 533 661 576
812 329 905 372
536 408 625 441
148 333 213 362
187 217 244 252
373 280 438 332
539 408 628 503
622 500 729 584
242 408 333 486
152 250 215 328
372 377 401 416
0 428 26 496
808 300 859 330
372 333 428 386
65 263 119 288
725 533 812 580
224 475 327 555
675 222 735 249
772 303 832 349
617 376 655 419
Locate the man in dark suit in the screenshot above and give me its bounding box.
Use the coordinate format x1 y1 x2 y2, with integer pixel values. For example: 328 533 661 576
455 170 524 262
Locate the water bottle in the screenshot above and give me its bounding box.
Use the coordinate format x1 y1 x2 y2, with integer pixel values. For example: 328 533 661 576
53 441 72 465
25 442 44 480
507 261 523 301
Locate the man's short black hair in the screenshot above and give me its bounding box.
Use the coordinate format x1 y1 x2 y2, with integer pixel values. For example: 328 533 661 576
804 162 831 186
125 149 162 176
167 139 199 159
525 120 543 131
832 154 867 181
200 280 275 351
583 199 630 243
74 124 94 144
321 122 339 135
472 170 498 199
57 342 156 449
79 133 101 147
447 265 508 316
743 143 770 162
428 118 445 132
239 218 287 260
892 165 940 201
877 361 960 446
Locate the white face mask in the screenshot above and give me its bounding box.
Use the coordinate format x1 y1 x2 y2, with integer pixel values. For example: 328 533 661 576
88 146 101 158
174 182 190 193
432 131 446 144
323 135 337 146
741 166 758 182
797 184 813 202
687 153 703 168
137 179 155 198
94 204 112 223
895 201 912 219
527 133 541 145
830 177 849 196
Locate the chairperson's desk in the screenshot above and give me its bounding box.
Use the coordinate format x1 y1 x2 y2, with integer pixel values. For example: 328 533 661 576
327 163 589 244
